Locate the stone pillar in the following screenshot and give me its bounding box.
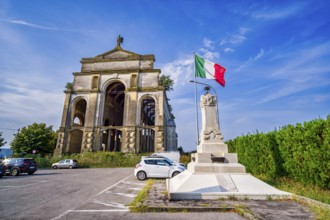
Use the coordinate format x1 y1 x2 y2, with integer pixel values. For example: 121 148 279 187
81 129 94 152
198 92 226 153
54 131 65 155
188 92 245 173
122 128 136 153
54 90 71 156
155 127 164 152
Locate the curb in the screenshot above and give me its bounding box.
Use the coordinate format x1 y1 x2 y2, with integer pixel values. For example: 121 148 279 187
293 194 330 209
145 206 235 212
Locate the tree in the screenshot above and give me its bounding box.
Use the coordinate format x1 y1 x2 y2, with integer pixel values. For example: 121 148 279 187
65 82 73 90
10 123 57 156
0 132 6 147
159 75 174 91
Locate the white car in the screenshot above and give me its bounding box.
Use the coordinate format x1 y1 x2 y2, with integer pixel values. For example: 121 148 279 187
52 159 78 169
134 156 185 181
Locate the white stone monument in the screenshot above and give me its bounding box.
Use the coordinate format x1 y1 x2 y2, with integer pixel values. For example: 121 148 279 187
167 91 291 200
189 91 245 173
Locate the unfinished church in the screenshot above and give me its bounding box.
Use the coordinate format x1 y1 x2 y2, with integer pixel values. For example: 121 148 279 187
54 36 177 155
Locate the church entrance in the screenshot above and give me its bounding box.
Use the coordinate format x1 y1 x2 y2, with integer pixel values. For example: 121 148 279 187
102 128 122 152
139 97 156 152
102 82 125 152
68 130 83 153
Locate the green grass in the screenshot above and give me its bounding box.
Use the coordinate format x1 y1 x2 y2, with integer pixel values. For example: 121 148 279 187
257 175 330 220
128 179 154 212
257 175 330 204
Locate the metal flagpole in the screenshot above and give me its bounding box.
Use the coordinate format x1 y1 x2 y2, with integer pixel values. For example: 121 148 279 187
193 54 200 147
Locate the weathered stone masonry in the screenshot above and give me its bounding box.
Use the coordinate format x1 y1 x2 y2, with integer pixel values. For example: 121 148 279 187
54 39 177 155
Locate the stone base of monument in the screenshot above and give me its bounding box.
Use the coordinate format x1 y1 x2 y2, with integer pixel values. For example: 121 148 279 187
168 91 291 200
167 170 292 200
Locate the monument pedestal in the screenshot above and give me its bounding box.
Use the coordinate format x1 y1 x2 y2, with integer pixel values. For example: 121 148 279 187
167 91 291 200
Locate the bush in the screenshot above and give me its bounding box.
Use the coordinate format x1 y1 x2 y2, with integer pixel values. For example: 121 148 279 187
27 152 143 169
226 115 330 189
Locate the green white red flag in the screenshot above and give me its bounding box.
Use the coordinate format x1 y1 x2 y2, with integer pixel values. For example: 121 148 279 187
194 54 226 87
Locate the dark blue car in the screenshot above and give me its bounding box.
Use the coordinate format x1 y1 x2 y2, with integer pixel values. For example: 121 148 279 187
0 163 6 178
2 158 37 176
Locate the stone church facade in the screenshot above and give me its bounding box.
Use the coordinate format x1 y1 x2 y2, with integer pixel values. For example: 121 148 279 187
54 38 177 155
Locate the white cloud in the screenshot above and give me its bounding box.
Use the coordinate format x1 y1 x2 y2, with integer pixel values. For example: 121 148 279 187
219 27 250 46
161 55 194 87
199 48 220 60
224 47 234 53
235 48 265 72
203 37 214 49
251 4 305 20
1 18 58 30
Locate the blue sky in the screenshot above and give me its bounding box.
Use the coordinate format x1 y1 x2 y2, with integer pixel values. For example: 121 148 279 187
0 0 329 152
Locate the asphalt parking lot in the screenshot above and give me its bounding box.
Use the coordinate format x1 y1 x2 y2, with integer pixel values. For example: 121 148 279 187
0 168 246 220
0 168 143 219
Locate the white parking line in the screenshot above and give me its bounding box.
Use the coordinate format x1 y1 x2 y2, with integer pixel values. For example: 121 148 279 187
92 200 128 209
114 185 143 191
95 175 133 196
0 174 82 192
71 209 129 212
52 175 136 220
122 181 145 186
106 191 137 198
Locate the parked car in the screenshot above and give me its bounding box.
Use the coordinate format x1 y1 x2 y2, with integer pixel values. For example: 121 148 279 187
52 159 78 169
2 158 37 176
151 151 180 162
134 156 185 181
0 163 6 178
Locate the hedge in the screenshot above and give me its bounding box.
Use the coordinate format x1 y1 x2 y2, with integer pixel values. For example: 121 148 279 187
226 115 330 189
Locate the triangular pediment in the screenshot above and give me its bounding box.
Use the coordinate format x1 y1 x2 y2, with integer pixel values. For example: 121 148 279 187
80 45 155 65
95 46 140 60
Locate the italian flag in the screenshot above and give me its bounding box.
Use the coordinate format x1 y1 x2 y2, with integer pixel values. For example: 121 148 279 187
194 54 226 87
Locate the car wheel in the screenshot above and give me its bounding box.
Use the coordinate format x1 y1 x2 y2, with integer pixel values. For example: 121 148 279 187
172 171 180 178
11 168 20 176
28 171 35 175
52 165 57 169
0 174 3 178
69 165 73 169
137 171 147 181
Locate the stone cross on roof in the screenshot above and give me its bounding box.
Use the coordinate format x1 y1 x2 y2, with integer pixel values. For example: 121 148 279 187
117 35 123 47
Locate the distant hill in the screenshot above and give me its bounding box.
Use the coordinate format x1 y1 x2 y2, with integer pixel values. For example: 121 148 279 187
0 147 12 158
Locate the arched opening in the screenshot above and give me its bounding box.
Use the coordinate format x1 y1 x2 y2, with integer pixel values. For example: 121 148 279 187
73 99 87 126
102 82 125 126
139 97 156 152
68 130 83 153
102 82 125 152
140 97 155 126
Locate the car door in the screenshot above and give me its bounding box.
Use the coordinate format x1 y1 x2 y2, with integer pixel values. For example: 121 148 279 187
144 159 157 177
64 160 71 168
154 159 171 178
58 160 65 168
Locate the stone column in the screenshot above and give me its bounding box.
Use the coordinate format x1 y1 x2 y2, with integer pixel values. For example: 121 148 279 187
198 92 226 153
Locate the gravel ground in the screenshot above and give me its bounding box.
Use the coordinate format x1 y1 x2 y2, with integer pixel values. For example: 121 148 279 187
143 180 315 220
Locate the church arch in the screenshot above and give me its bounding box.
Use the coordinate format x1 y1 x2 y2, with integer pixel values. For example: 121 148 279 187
71 98 87 126
138 95 156 152
68 129 83 153
140 96 156 126
101 81 125 152
102 81 126 126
